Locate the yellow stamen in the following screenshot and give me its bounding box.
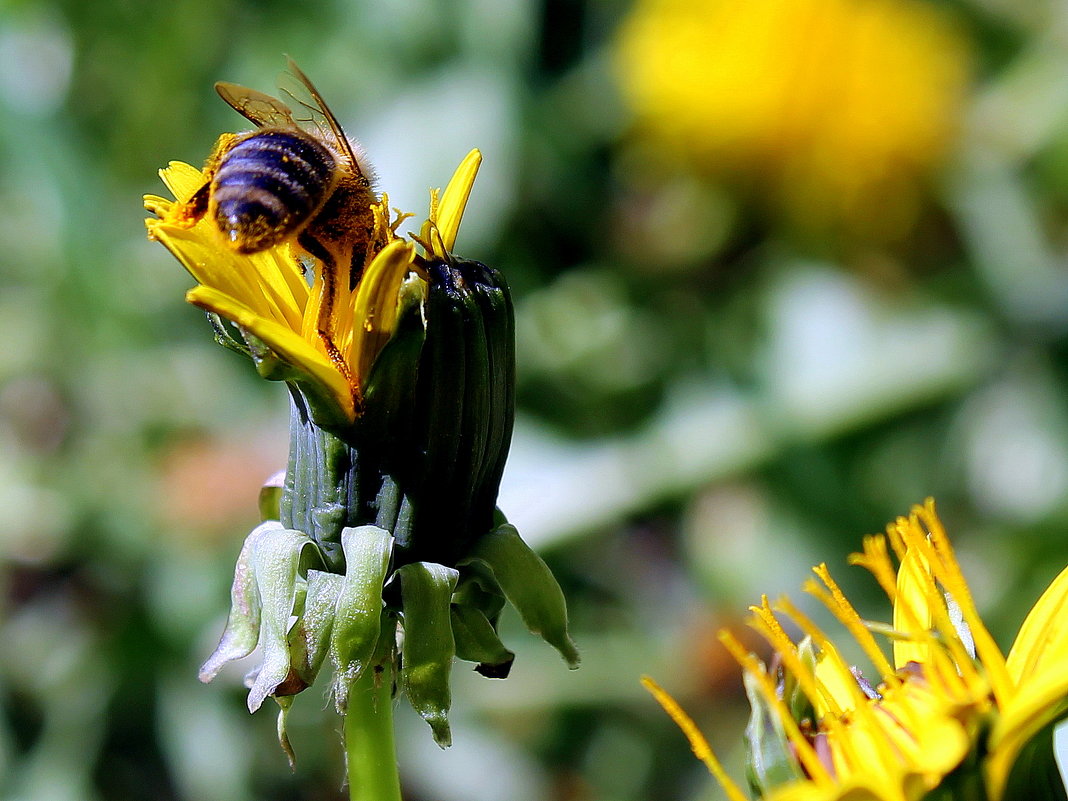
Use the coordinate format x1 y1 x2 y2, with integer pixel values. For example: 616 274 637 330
806 565 897 683
640 676 749 801
850 536 904 615
849 537 961 700
774 597 905 781
885 519 909 563
914 500 1014 706
891 514 988 697
749 596 842 717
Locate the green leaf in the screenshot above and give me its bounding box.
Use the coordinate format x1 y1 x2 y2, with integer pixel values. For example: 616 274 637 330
330 525 394 711
460 524 579 668
397 562 459 747
450 604 514 678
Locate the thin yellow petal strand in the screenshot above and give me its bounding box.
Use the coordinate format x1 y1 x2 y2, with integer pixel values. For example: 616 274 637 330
749 597 840 717
913 500 1013 705
851 535 902 604
775 598 901 781
813 650 862 717
186 285 353 420
774 597 865 712
254 247 310 328
891 514 985 694
1006 563 1068 683
144 194 173 217
148 220 276 319
718 630 834 786
640 677 749 801
850 537 966 702
806 565 897 682
435 148 482 254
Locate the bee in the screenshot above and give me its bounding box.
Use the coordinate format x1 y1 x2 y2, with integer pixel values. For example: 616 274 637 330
175 58 379 390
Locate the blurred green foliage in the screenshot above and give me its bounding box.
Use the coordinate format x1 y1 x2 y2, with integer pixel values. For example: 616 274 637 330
2 0 1068 799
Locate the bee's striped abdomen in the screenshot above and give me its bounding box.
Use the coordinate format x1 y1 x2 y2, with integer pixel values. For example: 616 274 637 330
212 130 336 253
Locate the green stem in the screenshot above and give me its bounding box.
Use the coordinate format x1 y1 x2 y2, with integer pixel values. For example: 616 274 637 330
345 667 402 801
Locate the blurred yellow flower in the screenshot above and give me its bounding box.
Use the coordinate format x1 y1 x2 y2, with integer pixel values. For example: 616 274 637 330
144 150 482 424
615 0 972 241
646 499 1068 800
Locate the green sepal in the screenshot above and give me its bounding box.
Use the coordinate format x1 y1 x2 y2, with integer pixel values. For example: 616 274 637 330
246 528 325 712
275 696 297 770
199 521 325 699
997 716 1068 801
199 521 280 684
785 637 816 724
205 311 251 356
464 262 515 532
240 327 288 381
280 389 357 571
396 562 459 747
453 570 507 625
460 523 579 668
259 470 285 522
287 570 343 687
330 525 394 712
743 668 804 795
450 604 514 678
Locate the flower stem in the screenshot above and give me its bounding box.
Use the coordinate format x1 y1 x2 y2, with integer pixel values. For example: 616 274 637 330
345 666 402 801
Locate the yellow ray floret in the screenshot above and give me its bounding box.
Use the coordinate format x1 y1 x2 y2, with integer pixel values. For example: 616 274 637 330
421 148 482 261
145 151 483 423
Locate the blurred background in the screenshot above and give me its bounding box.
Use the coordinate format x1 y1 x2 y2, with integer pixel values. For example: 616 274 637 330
2 0 1068 798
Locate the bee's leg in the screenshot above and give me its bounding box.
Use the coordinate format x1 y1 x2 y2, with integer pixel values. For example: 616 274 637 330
298 232 358 405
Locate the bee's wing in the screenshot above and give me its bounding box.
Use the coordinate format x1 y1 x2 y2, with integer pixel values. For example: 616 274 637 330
215 82 300 129
276 57 363 174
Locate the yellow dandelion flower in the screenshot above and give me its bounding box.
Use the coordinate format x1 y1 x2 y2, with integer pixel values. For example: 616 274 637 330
647 500 1068 800
144 149 482 425
615 0 972 241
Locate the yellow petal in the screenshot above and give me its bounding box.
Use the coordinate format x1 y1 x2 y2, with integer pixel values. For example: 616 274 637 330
150 220 309 334
436 148 482 254
1006 563 1068 683
143 194 174 217
350 239 416 381
186 285 354 421
893 548 933 669
149 221 264 312
159 161 208 202
814 649 862 717
767 777 889 801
